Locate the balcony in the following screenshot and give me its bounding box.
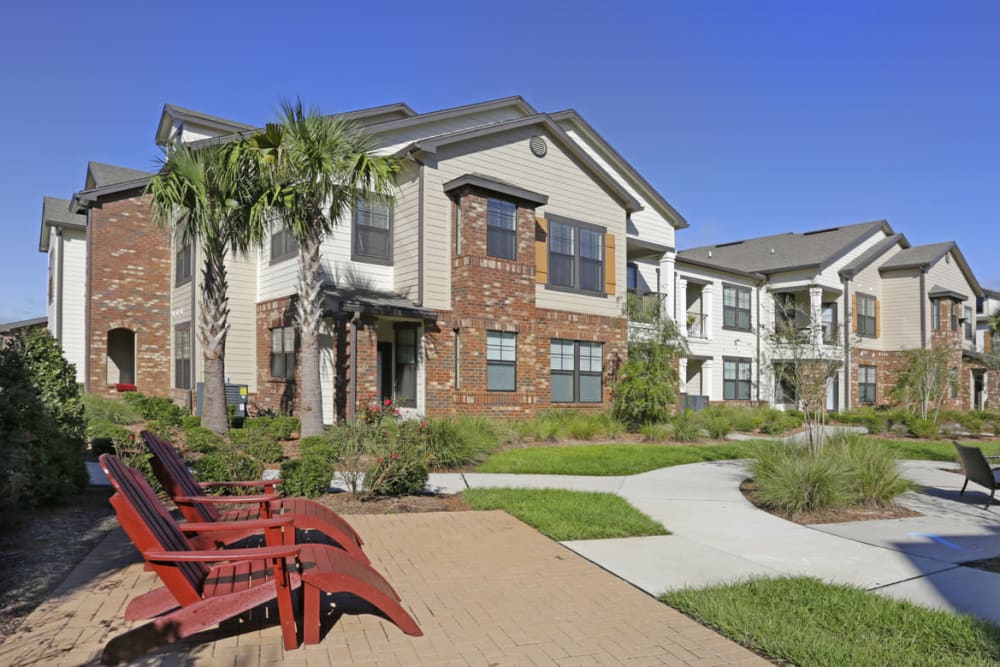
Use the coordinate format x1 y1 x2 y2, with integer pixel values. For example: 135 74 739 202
687 312 708 339
626 290 665 324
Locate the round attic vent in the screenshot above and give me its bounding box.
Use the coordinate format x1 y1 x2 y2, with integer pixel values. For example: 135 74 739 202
529 136 548 157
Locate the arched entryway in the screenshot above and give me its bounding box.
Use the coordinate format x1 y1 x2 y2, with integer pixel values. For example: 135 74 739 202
106 328 135 385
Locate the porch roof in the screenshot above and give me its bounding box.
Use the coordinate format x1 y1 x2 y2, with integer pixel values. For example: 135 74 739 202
322 286 436 320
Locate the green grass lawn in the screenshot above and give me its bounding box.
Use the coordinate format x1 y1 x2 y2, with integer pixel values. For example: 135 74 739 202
462 488 668 540
662 577 1000 667
476 443 759 475
871 437 1000 461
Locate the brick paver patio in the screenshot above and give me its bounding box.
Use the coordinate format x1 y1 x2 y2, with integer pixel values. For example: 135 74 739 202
0 510 768 666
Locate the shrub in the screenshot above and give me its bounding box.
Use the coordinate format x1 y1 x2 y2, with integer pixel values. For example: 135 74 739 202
727 407 764 433
184 425 225 453
82 393 143 425
122 392 185 427
364 442 429 497
244 415 300 441
752 442 850 515
279 456 331 498
181 414 202 430
698 407 732 440
612 320 685 428
87 420 132 456
193 450 263 491
298 434 340 463
640 422 673 442
828 433 916 505
830 408 886 435
671 410 702 442
759 409 799 435
421 417 500 469
909 418 940 440
229 430 284 463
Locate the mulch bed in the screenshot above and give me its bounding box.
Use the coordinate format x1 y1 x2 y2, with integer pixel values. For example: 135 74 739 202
739 479 922 525
313 491 471 515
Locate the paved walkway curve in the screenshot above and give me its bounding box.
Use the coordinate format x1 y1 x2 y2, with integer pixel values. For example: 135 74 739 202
430 460 1000 625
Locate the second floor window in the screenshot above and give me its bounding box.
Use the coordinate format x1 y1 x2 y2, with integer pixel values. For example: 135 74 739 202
857 294 877 337
487 198 517 260
932 299 941 330
723 285 751 331
174 323 191 390
270 326 296 379
549 219 604 293
965 306 974 340
176 243 192 286
354 197 392 263
270 229 298 264
950 300 958 331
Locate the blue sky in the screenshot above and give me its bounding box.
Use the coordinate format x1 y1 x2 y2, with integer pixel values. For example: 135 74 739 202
2 0 997 322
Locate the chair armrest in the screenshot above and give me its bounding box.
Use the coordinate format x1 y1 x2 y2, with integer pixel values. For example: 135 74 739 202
174 494 280 505
179 517 293 532
200 480 281 490
985 455 1000 461
145 545 300 563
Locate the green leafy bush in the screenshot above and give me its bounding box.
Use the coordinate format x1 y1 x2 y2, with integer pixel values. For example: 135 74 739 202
298 434 340 462
181 414 202 430
671 410 702 442
184 425 225 453
612 319 685 428
237 434 284 464
122 392 186 427
87 420 133 456
82 393 143 425
640 421 673 442
909 418 940 439
279 456 332 497
697 407 732 439
364 442 430 497
245 415 300 441
421 416 501 469
193 450 263 491
831 433 916 505
758 409 800 435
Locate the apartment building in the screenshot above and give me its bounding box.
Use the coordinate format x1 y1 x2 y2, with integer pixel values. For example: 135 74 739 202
666 221 997 411
41 97 688 420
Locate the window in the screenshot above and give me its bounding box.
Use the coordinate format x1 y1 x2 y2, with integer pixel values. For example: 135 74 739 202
354 197 392 263
858 365 876 404
454 329 461 390
822 303 838 344
627 263 638 290
723 358 752 400
949 300 959 331
548 218 605 293
486 198 517 260
723 285 751 331
550 340 603 403
394 325 417 407
175 243 192 286
932 299 941 330
270 326 296 379
950 367 959 399
454 203 462 255
774 293 796 330
857 294 877 337
965 306 974 340
270 229 297 264
174 324 191 390
486 331 516 391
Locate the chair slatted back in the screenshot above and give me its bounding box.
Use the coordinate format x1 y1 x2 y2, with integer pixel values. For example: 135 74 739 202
954 442 998 490
142 430 220 522
100 454 208 604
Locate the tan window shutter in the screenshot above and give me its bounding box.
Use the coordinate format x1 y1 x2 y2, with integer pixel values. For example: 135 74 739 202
875 299 881 338
535 216 548 284
852 292 858 333
986 335 993 354
605 233 616 295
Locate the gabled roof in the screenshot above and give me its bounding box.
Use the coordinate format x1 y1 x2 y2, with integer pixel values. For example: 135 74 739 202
550 109 688 230
71 162 154 213
983 287 1000 300
0 316 47 334
879 241 982 296
678 220 891 276
927 285 969 301
39 196 86 251
839 233 910 279
336 102 417 126
155 103 255 145
443 173 549 207
397 114 643 212
675 254 766 283
362 96 536 134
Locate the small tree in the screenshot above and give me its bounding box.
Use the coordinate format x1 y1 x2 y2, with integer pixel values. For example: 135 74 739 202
765 298 846 452
889 343 956 421
612 314 688 428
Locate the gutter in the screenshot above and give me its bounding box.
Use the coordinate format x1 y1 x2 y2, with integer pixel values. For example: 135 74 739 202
417 158 425 306
56 228 64 343
349 311 360 422
755 283 761 404
842 276 851 408
84 209 92 392
919 269 928 348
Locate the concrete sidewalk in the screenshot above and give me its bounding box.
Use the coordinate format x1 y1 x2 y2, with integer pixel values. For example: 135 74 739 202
430 459 1000 625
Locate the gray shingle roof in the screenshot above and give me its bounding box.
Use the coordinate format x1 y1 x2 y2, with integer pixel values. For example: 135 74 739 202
0 316 47 334
42 196 85 228
677 220 890 275
839 233 909 278
87 161 153 189
878 242 955 271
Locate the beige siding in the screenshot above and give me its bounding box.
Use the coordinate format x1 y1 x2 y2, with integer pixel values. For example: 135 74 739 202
257 224 299 301
223 249 258 392
881 268 923 350
926 250 978 349
377 107 529 155
850 244 902 351
171 239 197 391
392 161 421 302
61 230 88 384
428 126 628 315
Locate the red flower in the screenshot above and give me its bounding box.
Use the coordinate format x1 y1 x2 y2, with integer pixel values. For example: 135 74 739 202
378 457 384 463
384 399 392 406
391 453 399 460
420 421 427 429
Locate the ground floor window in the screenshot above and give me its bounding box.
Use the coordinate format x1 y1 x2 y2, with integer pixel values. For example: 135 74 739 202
858 365 876 404
174 323 191 390
270 326 296 379
486 331 516 391
723 357 751 400
950 367 959 399
551 340 603 403
395 325 418 407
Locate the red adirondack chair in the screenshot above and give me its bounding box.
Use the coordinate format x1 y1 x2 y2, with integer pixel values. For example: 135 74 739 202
98 454 422 664
141 430 368 563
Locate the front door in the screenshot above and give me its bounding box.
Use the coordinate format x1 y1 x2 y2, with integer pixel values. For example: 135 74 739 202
377 342 393 407
974 371 985 411
826 373 839 412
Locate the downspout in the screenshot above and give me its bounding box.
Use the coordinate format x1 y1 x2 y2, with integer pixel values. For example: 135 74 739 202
84 209 92 393
842 276 851 408
919 269 928 348
349 311 360 422
190 244 197 407
755 281 761 404
56 228 64 343
415 157 425 307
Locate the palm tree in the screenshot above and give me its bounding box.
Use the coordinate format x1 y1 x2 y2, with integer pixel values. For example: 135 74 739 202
250 101 398 436
147 142 269 434
989 307 1000 353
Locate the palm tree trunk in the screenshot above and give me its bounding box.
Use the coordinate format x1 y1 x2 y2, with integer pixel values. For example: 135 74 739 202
296 229 325 437
199 240 230 435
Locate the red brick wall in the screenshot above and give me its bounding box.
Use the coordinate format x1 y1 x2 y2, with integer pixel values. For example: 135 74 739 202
422 193 627 418
86 192 171 397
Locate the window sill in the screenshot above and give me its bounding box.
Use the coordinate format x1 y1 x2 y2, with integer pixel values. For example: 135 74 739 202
351 253 393 266
544 284 607 298
175 278 192 288
722 325 752 333
269 254 297 266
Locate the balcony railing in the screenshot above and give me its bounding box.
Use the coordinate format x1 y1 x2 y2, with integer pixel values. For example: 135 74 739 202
626 290 665 324
687 312 708 339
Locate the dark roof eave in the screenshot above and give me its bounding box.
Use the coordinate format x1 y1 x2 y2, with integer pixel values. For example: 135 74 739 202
928 288 969 302
71 176 152 212
443 173 548 207
675 256 766 283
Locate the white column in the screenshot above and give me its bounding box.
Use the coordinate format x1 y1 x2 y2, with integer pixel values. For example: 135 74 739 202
675 275 688 338
702 359 714 401
809 286 823 346
702 284 714 341
660 253 675 324
678 357 688 395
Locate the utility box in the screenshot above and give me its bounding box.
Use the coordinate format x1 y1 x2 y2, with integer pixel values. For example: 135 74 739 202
682 394 709 412
196 383 249 418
